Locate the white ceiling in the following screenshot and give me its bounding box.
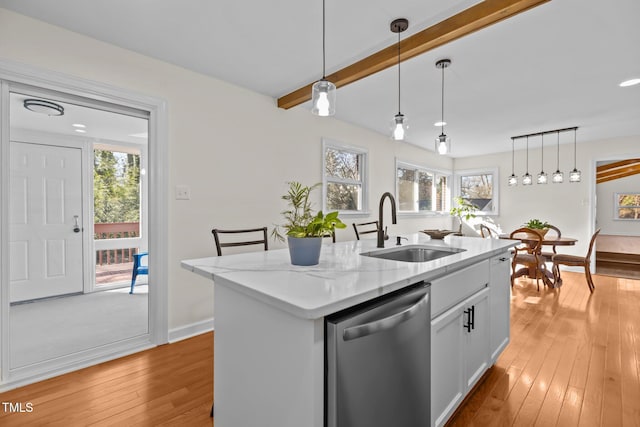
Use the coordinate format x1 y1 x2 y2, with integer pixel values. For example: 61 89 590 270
1 0 639 157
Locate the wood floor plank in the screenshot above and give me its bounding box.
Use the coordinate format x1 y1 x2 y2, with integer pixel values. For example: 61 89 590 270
0 271 638 426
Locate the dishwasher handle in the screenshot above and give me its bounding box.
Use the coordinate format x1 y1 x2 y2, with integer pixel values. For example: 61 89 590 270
342 292 429 341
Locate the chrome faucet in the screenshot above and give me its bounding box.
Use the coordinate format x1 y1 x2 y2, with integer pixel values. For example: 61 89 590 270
377 192 397 248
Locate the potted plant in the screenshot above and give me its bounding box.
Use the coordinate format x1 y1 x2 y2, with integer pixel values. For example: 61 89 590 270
450 197 479 234
272 181 346 266
523 218 550 238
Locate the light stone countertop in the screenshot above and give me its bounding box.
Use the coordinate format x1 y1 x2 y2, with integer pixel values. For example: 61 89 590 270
181 233 516 319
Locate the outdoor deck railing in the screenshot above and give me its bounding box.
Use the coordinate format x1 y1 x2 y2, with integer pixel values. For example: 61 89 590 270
94 222 140 266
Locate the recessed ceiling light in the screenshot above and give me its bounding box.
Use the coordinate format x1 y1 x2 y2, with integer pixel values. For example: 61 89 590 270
619 78 640 87
72 123 86 128
75 129 86 133
434 121 446 127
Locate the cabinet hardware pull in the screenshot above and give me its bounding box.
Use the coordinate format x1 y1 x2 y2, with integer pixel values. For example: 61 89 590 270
470 305 475 330
499 257 508 262
463 308 472 333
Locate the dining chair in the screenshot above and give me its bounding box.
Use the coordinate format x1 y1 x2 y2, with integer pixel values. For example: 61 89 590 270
552 229 601 293
540 224 562 263
323 230 336 243
510 227 546 290
211 227 268 256
480 224 498 238
129 251 148 294
352 221 379 240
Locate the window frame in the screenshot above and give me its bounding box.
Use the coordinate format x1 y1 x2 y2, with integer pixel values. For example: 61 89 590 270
322 138 369 215
395 158 452 216
453 167 499 216
614 192 640 220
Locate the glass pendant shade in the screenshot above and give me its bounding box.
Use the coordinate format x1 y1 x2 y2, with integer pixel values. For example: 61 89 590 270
552 131 563 183
311 79 336 116
569 168 581 182
436 134 450 155
537 134 547 184
392 114 408 141
552 170 564 183
569 128 581 182
537 171 548 184
508 138 517 186
508 174 518 186
522 173 533 185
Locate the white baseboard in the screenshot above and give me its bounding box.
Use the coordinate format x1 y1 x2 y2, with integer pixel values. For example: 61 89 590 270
168 318 214 343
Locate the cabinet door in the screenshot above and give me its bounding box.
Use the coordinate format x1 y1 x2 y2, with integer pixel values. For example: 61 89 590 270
431 304 465 427
489 253 511 362
464 288 491 390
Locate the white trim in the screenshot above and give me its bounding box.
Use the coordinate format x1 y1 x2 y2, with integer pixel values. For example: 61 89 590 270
0 59 169 386
168 318 215 343
322 138 369 215
395 158 452 215
453 167 500 216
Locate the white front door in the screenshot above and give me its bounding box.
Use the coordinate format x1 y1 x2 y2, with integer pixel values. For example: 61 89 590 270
10 141 84 302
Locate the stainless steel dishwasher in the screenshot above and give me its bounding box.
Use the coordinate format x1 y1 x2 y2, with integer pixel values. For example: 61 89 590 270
326 282 431 427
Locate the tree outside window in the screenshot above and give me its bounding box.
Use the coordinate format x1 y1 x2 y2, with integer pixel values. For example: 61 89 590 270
323 141 367 213
396 161 449 213
616 193 640 219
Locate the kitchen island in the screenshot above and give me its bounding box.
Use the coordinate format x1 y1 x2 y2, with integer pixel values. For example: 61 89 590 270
182 233 516 427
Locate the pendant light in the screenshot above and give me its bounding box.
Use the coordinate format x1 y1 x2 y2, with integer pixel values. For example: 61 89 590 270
390 19 409 141
311 0 336 116
552 131 564 183
537 134 548 184
522 136 533 185
435 59 451 155
508 138 518 186
569 127 581 182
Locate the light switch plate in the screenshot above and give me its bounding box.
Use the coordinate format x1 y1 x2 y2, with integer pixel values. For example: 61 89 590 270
175 185 191 200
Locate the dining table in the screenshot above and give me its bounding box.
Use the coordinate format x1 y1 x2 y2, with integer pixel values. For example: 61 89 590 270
499 233 578 288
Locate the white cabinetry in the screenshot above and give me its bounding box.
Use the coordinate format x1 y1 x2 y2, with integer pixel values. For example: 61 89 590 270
431 287 490 427
430 261 491 427
490 252 511 362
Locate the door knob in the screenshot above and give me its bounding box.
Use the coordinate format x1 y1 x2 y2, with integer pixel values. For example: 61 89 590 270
73 215 81 233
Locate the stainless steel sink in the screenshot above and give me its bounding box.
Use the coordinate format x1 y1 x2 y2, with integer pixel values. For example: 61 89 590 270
361 245 466 263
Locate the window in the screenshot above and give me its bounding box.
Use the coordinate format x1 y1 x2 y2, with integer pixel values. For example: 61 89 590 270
396 160 450 214
454 168 499 215
323 139 367 213
615 193 640 219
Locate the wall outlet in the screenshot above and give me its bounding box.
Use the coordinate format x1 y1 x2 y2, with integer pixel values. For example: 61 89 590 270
175 185 191 200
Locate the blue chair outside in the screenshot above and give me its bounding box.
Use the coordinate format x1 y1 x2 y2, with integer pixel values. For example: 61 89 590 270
130 251 148 294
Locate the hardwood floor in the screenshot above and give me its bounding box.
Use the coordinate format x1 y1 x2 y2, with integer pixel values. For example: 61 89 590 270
0 271 638 426
448 271 640 426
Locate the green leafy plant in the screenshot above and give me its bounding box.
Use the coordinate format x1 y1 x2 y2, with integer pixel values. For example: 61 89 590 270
272 181 347 242
523 219 550 229
450 197 479 233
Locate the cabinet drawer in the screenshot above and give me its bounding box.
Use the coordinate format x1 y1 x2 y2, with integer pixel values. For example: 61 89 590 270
430 260 490 318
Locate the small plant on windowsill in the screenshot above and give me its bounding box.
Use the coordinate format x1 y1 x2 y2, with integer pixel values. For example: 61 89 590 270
450 197 479 234
272 181 346 266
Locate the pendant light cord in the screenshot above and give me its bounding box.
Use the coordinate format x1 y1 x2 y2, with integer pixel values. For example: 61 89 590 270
573 128 577 168
511 138 515 174
540 134 544 170
322 0 326 79
440 63 445 134
526 136 529 173
556 131 560 170
397 31 401 115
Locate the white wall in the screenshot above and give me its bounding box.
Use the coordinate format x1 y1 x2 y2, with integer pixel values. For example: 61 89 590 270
596 171 640 235
454 135 640 257
0 9 453 330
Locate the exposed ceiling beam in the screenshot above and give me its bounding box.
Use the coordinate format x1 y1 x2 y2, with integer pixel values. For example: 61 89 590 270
277 0 551 110
596 160 640 184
